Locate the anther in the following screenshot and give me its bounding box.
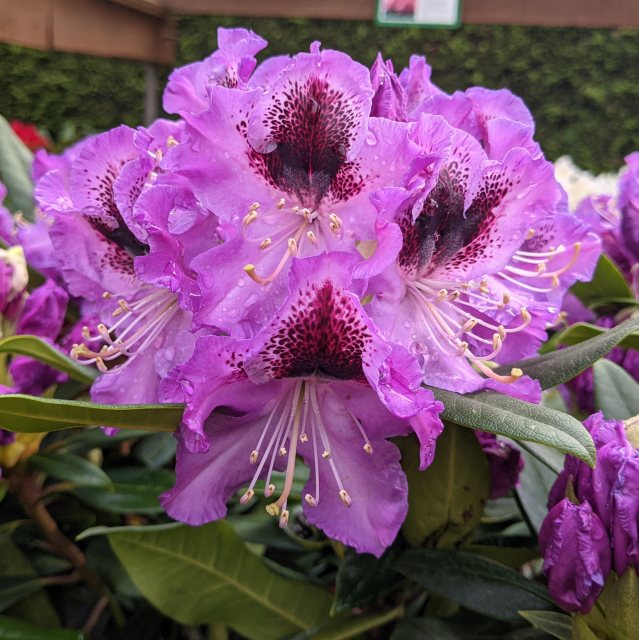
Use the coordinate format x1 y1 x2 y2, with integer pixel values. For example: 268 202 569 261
436 289 448 301
279 446 287 456
339 489 352 508
279 510 290 528
102 291 112 299
462 318 478 333
306 230 318 246
479 278 489 293
511 368 523 378
299 433 309 443
265 503 280 516
240 489 255 504
243 210 258 226
82 326 91 340
498 325 506 341
249 202 260 211
322 450 331 459
166 135 178 148
259 238 272 250
521 308 531 323
249 450 259 464
363 443 373 455
502 292 510 305
526 228 535 239
287 238 298 255
492 333 502 350
304 494 317 507
291 206 299 213
551 275 560 288
536 262 547 274
243 264 268 286
329 213 342 229
265 483 275 498
457 341 469 356
276 198 286 209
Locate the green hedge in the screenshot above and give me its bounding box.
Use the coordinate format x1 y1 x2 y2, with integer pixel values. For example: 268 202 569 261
0 16 638 173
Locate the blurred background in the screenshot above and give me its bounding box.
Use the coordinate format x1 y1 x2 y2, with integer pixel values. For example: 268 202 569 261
0 2 638 173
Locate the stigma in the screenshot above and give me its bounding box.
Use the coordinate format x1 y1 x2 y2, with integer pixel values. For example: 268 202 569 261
71 286 179 372
239 380 368 527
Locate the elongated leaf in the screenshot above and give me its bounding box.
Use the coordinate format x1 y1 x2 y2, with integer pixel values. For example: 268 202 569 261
571 254 633 305
390 618 461 640
287 607 403 640
495 315 639 389
29 452 112 488
593 359 639 420
519 611 572 640
133 432 176 468
0 577 46 614
0 531 59 627
397 426 489 548
516 447 560 533
0 395 182 434
74 468 174 514
0 335 97 384
554 322 639 352
429 387 595 465
395 548 555 621
0 615 82 639
101 522 332 639
0 115 34 216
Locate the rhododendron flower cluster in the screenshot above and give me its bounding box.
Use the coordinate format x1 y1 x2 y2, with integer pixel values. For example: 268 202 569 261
22 28 600 556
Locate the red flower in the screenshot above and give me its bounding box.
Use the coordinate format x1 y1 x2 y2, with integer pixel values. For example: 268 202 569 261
10 120 51 151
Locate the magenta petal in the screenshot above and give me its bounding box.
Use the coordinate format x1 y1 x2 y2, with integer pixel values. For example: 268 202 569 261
299 388 408 557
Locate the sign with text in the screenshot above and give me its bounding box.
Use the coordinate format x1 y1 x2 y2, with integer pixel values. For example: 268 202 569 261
376 0 462 28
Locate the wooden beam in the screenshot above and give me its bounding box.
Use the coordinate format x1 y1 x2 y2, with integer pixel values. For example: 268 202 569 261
0 0 176 64
165 0 639 29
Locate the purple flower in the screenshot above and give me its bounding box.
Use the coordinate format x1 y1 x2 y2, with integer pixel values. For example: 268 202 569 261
363 113 599 397
168 41 418 334
542 413 639 611
476 432 524 499
34 124 204 405
539 499 611 614
0 428 15 446
160 253 444 557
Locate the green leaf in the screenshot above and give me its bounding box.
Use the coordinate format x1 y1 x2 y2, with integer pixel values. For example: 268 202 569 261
133 432 176 468
0 616 82 639
571 254 633 306
74 468 174 514
0 335 97 384
0 531 59 627
495 315 639 390
593 359 639 420
390 618 462 640
571 615 600 640
429 387 595 465
332 547 402 614
519 611 572 640
101 522 332 639
397 426 489 548
0 395 182 434
29 452 112 488
466 545 540 570
516 446 561 533
554 322 639 352
286 607 403 640
0 578 46 614
395 548 556 621
0 115 34 217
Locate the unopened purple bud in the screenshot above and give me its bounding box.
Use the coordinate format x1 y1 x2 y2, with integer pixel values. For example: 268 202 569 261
610 455 639 576
0 428 15 446
15 279 68 339
370 54 407 121
539 498 611 614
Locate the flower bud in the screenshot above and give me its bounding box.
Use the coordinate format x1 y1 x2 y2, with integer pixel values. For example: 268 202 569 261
476 431 524 499
539 499 611 614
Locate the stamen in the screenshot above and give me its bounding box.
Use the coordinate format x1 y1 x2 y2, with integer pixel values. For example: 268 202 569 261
305 494 317 507
265 483 276 497
276 198 286 209
306 230 319 246
279 509 290 528
243 210 258 226
339 490 352 508
240 488 254 504
259 238 272 250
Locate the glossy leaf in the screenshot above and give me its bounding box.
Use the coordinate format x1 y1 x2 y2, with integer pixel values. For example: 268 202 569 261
389 618 462 640
102 522 332 639
0 616 82 640
74 467 174 514
429 387 595 465
494 315 639 390
0 578 46 614
0 335 97 384
571 254 633 306
0 531 59 627
516 447 560 533
593 359 639 420
332 547 403 614
599 569 639 640
554 322 639 352
133 432 176 468
0 395 182 434
397 426 489 548
395 548 556 621
0 115 34 217
28 452 112 488
519 611 572 640
287 607 403 640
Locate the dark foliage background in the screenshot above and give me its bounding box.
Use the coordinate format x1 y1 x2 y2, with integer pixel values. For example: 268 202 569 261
0 17 638 172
